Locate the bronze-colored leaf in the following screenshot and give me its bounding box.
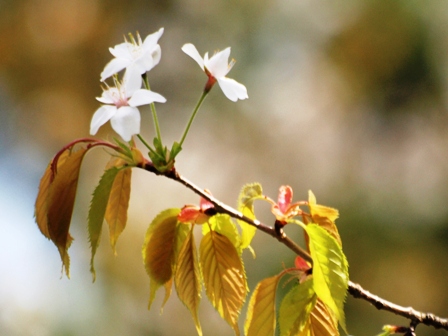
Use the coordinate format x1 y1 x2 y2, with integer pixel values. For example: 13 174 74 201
34 149 70 239
104 163 132 254
200 230 247 335
46 147 88 277
142 208 181 285
305 299 339 336
245 274 283 336
175 227 202 335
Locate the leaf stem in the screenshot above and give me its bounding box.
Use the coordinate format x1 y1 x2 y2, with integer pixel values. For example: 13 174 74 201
178 90 208 147
142 73 163 145
137 134 152 151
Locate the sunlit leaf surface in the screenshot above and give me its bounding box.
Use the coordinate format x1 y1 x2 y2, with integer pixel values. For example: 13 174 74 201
279 279 316 336
244 274 282 336
200 230 247 335
237 183 263 251
105 162 132 254
175 227 202 336
306 224 348 331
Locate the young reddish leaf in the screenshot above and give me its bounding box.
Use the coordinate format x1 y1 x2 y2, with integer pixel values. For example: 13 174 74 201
46 147 88 278
203 214 242 255
104 162 132 254
306 224 349 332
279 279 317 336
294 256 311 273
200 230 247 335
88 167 120 281
244 273 283 336
142 208 181 306
35 149 70 239
307 190 341 246
237 183 264 253
175 227 203 336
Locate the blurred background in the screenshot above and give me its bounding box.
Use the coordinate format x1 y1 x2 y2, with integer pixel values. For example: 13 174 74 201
1 0 448 335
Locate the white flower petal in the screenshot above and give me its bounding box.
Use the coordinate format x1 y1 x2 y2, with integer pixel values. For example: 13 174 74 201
136 44 161 72
96 93 113 105
217 77 248 102
205 47 231 78
123 67 143 96
128 89 166 106
100 57 130 81
182 43 204 70
109 43 133 60
110 106 141 141
150 44 162 67
90 105 117 135
143 28 164 49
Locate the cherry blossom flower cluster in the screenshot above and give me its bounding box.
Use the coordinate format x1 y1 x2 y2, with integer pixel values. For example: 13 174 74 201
90 28 248 142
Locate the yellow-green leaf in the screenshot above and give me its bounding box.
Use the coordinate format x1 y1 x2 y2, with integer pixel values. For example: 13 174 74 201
175 227 203 336
105 165 132 254
34 149 70 239
203 214 242 255
200 231 247 335
279 279 317 336
88 167 120 281
244 274 283 336
143 208 181 308
306 224 348 331
237 183 264 252
46 147 88 278
308 190 341 246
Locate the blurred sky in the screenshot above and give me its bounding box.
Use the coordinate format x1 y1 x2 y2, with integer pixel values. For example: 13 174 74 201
1 0 448 335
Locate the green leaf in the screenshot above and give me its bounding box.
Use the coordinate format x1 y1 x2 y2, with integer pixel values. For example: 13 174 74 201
200 230 247 335
203 214 242 255
113 137 133 160
46 147 88 278
88 167 120 281
142 208 181 308
153 136 165 154
170 141 182 160
376 325 398 336
105 165 132 254
175 226 202 336
279 279 317 336
244 274 283 336
307 190 342 246
306 224 349 331
237 183 264 252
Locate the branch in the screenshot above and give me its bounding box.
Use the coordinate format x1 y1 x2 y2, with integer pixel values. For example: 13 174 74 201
348 281 448 331
140 162 448 332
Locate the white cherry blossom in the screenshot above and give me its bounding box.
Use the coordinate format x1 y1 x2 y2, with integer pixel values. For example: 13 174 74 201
100 28 164 82
90 74 166 141
182 43 248 102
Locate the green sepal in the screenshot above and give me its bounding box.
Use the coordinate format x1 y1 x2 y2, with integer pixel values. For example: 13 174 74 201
169 141 182 161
